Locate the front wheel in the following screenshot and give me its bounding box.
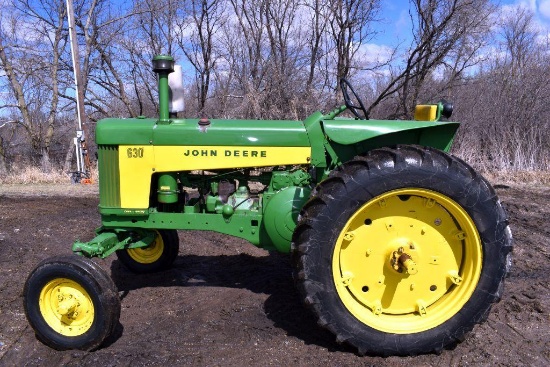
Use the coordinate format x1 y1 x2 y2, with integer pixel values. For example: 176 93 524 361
116 229 179 273
292 146 512 356
23 255 120 350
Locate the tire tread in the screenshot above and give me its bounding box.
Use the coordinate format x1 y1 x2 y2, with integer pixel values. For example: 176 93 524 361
291 145 513 356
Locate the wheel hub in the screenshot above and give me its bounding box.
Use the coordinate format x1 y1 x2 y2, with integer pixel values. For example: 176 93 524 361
39 278 95 336
56 293 79 317
127 234 164 264
389 244 418 275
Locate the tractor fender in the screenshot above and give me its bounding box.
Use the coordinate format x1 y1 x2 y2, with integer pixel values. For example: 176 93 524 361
322 119 460 151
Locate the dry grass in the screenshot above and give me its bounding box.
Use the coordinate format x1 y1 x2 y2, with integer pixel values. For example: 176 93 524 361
482 170 550 187
0 166 98 198
0 166 98 185
0 167 69 184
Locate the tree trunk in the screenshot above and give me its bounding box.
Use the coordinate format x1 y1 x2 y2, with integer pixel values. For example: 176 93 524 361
0 138 7 175
41 148 52 173
63 138 75 172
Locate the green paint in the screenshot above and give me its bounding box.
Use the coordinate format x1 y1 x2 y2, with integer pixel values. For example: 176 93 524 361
95 118 155 145
322 119 459 146
153 55 174 124
73 228 156 259
95 118 311 147
157 173 178 204
262 186 311 252
153 119 310 146
303 111 326 167
99 209 268 248
97 145 120 208
75 54 463 259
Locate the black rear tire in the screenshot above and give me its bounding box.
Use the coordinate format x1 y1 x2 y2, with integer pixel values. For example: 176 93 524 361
24 255 120 351
292 145 513 356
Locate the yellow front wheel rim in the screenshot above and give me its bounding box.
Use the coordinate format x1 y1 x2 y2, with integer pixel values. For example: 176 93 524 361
332 188 482 333
127 231 164 264
39 278 95 336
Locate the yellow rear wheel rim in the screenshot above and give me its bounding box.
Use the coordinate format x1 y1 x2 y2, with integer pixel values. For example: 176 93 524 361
39 278 95 336
332 188 482 333
127 230 164 264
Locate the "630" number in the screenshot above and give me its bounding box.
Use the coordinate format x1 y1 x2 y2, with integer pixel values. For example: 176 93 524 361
127 147 144 158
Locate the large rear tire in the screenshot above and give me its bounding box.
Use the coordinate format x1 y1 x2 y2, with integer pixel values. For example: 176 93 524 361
23 255 120 351
292 145 512 356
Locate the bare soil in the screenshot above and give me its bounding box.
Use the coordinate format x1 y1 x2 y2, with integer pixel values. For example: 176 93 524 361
0 183 549 366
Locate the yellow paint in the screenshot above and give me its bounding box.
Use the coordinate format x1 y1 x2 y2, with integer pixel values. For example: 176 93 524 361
127 230 164 264
332 188 482 333
118 145 311 209
118 146 155 208
414 105 437 121
154 146 311 171
39 278 95 337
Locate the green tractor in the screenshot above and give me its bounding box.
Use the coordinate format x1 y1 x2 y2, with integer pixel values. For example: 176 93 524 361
23 55 512 356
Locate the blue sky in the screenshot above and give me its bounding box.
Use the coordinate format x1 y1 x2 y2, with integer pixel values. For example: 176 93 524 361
352 0 550 67
377 0 550 46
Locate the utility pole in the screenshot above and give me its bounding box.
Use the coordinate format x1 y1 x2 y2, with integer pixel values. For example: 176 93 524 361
66 0 92 183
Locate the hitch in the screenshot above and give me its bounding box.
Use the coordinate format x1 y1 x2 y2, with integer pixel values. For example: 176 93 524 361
72 228 156 258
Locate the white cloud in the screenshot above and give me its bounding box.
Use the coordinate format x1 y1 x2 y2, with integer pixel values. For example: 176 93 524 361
537 0 550 21
496 0 550 37
504 0 550 27
356 43 394 66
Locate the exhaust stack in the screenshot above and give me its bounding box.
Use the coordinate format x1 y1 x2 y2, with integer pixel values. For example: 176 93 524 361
152 55 175 124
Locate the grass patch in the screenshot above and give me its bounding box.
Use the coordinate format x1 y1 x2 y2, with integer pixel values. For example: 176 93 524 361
482 170 550 187
0 166 98 184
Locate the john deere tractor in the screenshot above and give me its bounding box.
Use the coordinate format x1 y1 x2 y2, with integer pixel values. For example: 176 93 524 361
23 55 512 356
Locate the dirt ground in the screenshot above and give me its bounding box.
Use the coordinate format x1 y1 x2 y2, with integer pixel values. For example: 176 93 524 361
0 183 548 367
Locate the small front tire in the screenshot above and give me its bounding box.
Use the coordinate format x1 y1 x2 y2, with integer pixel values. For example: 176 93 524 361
23 255 120 351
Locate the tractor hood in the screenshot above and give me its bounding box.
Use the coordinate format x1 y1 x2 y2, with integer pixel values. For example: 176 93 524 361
95 117 310 147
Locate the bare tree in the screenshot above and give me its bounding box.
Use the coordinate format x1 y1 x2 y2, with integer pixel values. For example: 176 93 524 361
229 0 268 88
452 7 550 171
263 0 326 118
0 0 68 170
0 121 17 174
0 0 548 174
327 0 381 90
70 0 149 118
303 0 329 92
368 0 493 119
218 0 332 119
176 0 226 114
499 7 537 77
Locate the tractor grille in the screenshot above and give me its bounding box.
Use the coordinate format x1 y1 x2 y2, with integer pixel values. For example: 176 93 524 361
97 145 121 207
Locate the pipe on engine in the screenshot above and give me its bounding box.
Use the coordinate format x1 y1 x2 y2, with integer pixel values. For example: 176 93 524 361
152 55 175 124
